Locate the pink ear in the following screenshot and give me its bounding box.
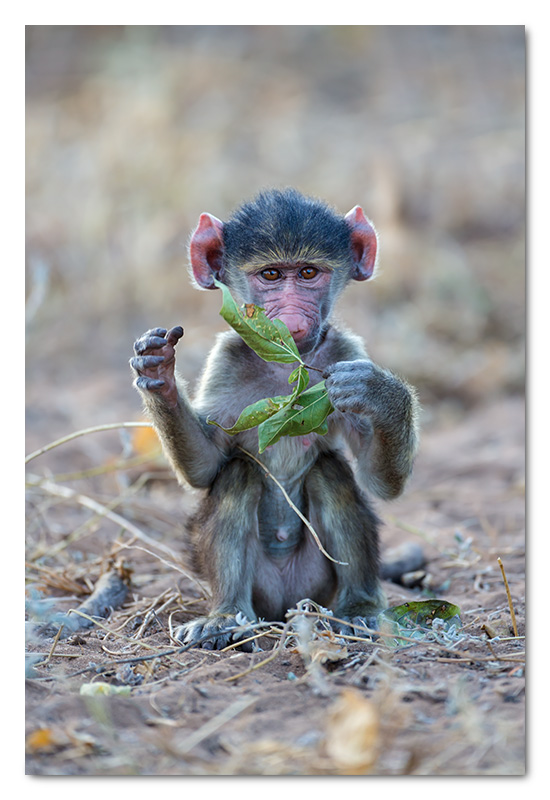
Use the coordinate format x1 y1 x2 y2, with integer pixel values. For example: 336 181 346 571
189 213 225 290
344 206 378 281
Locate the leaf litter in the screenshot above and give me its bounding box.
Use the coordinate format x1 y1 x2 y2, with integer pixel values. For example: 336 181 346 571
25 306 525 775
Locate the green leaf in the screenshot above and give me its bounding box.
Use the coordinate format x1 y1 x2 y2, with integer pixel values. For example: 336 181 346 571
208 367 315 438
207 395 291 435
288 364 310 395
378 599 462 646
215 278 301 364
288 366 301 385
380 599 462 628
310 418 329 437
257 380 334 453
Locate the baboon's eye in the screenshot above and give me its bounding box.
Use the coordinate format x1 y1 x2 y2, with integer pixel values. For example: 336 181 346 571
300 267 318 280
261 268 281 281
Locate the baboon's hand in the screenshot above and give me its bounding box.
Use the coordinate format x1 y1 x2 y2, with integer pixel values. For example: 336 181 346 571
130 326 184 408
324 359 411 425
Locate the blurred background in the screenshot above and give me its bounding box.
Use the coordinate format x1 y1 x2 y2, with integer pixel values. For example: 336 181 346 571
25 25 525 453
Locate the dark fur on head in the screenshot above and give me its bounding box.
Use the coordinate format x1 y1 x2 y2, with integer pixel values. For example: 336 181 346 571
223 188 353 274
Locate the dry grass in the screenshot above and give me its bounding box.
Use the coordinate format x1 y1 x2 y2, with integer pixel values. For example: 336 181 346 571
25 405 525 775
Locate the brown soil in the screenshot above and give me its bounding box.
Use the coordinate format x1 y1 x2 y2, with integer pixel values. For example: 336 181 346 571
25 394 525 776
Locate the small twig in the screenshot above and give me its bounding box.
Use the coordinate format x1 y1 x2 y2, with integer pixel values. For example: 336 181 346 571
31 653 80 662
115 542 209 597
26 473 181 562
51 452 162 482
177 696 257 755
35 623 274 681
33 474 152 560
493 636 525 642
431 654 525 665
220 626 282 653
37 623 65 667
133 594 175 639
238 446 348 566
67 609 151 643
485 638 498 660
63 610 196 671
302 362 324 374
497 557 519 637
224 650 280 682
25 421 153 464
224 619 294 682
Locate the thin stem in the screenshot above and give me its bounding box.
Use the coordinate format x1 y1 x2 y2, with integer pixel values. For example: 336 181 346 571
237 446 349 566
497 557 519 637
302 363 324 374
26 472 181 562
25 421 152 464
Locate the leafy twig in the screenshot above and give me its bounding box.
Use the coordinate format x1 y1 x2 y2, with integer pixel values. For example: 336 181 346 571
211 280 334 452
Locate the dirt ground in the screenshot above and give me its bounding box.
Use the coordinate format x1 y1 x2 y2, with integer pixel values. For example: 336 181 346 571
25 391 525 776
24 26 525 778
